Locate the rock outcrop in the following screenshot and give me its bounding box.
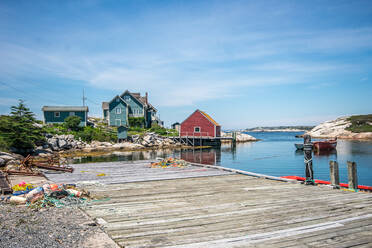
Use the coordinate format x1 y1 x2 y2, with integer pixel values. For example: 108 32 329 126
0 151 23 167
131 133 180 147
221 132 258 142
45 134 87 152
306 117 372 139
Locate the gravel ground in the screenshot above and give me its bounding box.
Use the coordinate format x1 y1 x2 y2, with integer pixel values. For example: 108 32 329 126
0 203 108 248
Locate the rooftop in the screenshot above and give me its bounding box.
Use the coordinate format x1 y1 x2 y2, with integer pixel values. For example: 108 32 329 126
42 106 89 112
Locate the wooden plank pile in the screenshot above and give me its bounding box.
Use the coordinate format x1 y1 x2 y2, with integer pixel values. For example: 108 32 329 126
3 154 73 177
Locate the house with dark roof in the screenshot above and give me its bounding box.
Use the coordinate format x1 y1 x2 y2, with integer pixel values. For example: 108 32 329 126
102 90 161 128
41 106 89 126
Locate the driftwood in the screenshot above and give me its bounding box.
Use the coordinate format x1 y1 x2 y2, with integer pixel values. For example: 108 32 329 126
27 154 74 173
3 153 73 177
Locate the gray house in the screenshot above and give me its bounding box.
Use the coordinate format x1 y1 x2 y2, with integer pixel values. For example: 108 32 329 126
102 90 162 129
41 106 89 126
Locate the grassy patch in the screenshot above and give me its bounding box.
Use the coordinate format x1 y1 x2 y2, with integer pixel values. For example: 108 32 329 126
346 114 372 133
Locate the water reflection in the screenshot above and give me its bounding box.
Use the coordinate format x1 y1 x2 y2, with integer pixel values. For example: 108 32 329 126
180 148 221 165
72 132 372 185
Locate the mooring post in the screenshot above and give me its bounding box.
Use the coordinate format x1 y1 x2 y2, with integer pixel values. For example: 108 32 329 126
232 132 237 148
304 134 314 185
347 161 358 190
329 161 340 188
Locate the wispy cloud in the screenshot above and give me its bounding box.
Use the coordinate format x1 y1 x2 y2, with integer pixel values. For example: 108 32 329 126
0 1 371 112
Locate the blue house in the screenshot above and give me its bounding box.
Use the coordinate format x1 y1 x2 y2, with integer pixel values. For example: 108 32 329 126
102 90 162 129
42 106 89 126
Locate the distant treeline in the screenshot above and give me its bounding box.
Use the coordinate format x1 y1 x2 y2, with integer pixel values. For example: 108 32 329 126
245 126 315 131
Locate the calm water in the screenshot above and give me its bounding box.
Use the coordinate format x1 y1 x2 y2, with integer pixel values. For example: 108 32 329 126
73 132 372 185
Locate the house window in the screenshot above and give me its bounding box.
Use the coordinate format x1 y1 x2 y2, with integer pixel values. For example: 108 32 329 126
115 119 121 126
116 98 120 102
116 108 121 114
194 127 200 132
124 96 130 101
54 112 60 118
69 112 75 116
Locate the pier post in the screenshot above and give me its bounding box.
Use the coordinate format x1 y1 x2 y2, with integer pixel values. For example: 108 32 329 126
347 161 358 190
304 135 314 185
232 132 237 148
329 161 340 188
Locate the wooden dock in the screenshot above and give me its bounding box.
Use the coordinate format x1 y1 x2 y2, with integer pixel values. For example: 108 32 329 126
46 160 372 248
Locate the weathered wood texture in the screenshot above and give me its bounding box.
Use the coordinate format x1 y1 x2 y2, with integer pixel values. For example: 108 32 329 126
81 171 372 248
330 160 340 187
44 160 234 185
348 161 358 190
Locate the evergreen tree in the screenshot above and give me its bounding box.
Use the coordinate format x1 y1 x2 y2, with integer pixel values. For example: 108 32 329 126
0 100 45 153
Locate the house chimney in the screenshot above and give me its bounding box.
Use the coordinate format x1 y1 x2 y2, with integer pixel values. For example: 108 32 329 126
145 92 148 104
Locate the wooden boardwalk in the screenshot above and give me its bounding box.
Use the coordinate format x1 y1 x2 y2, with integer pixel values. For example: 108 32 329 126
45 160 233 184
48 160 372 247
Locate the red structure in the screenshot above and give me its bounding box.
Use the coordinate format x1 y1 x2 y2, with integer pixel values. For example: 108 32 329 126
180 110 221 138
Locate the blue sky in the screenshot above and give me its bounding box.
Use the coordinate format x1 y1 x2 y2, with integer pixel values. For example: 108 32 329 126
0 0 371 128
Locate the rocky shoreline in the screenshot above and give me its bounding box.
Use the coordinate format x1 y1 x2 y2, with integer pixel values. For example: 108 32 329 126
0 131 260 167
221 131 258 142
306 117 372 140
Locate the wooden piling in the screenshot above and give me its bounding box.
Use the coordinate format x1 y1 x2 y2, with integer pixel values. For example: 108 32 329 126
329 161 340 188
304 134 314 185
347 161 358 190
232 132 237 148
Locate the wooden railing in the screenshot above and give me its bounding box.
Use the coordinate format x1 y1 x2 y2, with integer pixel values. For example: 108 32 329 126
180 131 212 138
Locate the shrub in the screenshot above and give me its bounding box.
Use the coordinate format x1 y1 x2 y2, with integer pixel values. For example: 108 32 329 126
74 126 117 143
129 117 145 128
64 115 82 131
346 114 372 133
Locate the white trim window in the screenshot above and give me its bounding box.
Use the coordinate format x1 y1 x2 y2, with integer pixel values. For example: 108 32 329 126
194 127 201 132
116 108 121 114
54 112 60 118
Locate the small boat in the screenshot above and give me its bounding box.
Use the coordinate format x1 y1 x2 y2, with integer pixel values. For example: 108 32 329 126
294 143 304 150
313 139 337 151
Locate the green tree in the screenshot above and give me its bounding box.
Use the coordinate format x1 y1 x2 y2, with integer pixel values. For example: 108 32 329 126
128 117 145 128
64 115 82 131
0 100 45 153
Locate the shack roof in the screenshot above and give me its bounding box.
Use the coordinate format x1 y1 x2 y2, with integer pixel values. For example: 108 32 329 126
198 110 220 126
42 106 89 112
181 109 220 127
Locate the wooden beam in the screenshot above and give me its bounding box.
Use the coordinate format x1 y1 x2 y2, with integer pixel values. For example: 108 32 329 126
329 161 340 188
347 161 358 190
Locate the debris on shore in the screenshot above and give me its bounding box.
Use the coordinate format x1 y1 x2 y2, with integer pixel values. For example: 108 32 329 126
2 182 92 210
150 157 188 168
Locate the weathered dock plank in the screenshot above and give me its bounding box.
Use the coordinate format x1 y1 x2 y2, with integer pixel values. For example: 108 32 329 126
45 160 234 184
48 160 372 247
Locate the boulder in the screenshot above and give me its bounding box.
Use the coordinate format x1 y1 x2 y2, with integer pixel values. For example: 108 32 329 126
100 142 112 147
47 138 59 151
236 133 258 142
0 158 5 167
0 154 16 162
58 139 69 149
